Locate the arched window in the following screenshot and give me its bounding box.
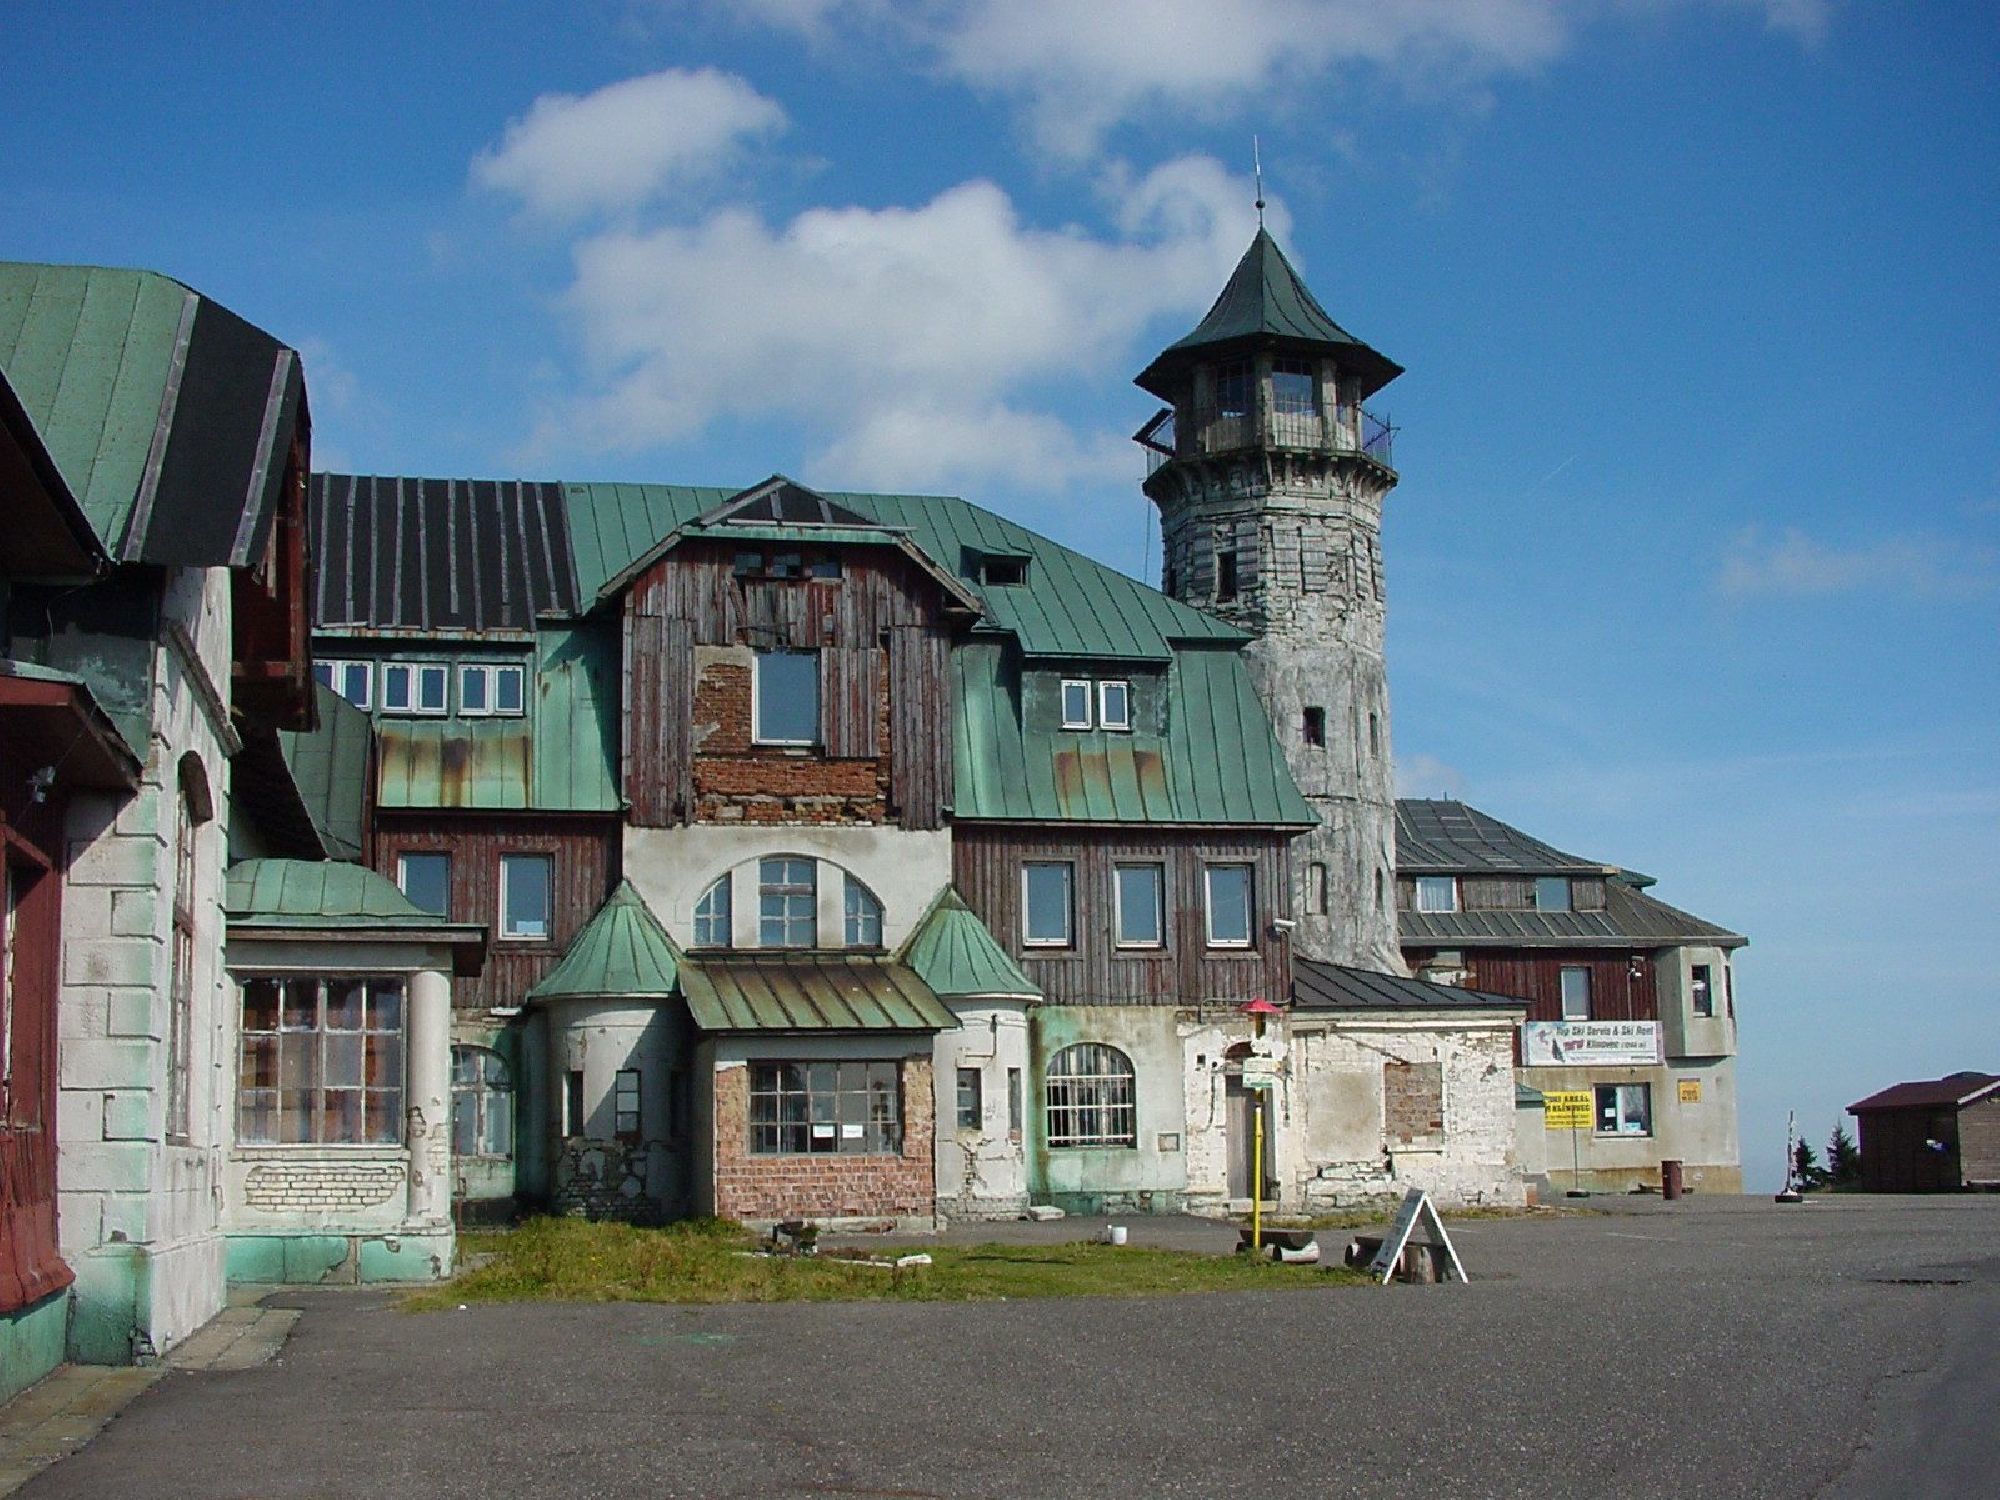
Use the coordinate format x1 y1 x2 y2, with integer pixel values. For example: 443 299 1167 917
452 1046 513 1159
843 875 883 947
1045 1043 1136 1149
694 875 732 948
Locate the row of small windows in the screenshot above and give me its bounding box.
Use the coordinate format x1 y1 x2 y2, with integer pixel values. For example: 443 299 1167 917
1059 679 1131 732
315 658 526 718
1415 875 1575 914
396 851 551 941
694 858 884 950
1023 861 1255 950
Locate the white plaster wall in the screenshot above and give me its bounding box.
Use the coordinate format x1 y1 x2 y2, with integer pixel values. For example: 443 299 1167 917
1176 1011 1282 1215
1656 945 1738 1060
623 824 951 950
542 996 691 1214
1518 1056 1742 1192
931 1002 1031 1219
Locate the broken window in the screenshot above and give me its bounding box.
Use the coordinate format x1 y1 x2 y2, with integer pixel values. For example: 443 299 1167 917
240 976 404 1145
1045 1043 1136 1149
452 1046 513 1159
749 1061 902 1154
956 1067 983 1131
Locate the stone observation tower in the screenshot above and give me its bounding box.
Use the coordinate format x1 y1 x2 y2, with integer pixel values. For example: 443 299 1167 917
1135 228 1405 972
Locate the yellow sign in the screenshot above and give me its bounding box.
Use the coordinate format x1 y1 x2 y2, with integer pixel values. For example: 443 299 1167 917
1543 1090 1592 1130
1678 1078 1701 1104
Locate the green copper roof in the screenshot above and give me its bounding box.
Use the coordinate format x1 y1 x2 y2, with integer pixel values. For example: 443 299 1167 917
226 859 439 926
529 881 682 1001
901 888 1040 1000
278 682 371 861
1136 229 1402 400
951 640 1313 825
678 954 956 1033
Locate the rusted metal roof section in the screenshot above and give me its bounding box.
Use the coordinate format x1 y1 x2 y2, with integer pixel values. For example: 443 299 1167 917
309 473 578 632
1292 959 1527 1012
1396 799 1610 875
0 262 305 566
900 888 1041 1001
528 881 682 1001
678 954 957 1033
376 720 534 809
1849 1073 2000 1114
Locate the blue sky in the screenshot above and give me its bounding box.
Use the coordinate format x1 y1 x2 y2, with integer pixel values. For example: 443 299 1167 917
9 1 1995 1188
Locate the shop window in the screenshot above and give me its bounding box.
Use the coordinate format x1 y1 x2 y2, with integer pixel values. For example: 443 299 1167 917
1535 876 1572 912
1114 863 1165 948
1022 862 1073 947
1098 680 1131 732
1045 1043 1136 1149
1595 1083 1652 1137
239 976 404 1145
1561 965 1592 1020
753 650 820 745
312 658 373 710
614 1068 642 1142
451 1047 513 1159
956 1067 983 1131
759 857 817 948
381 661 449 715
749 1061 902 1154
1060 679 1093 730
843 875 884 947
500 853 553 940
1691 964 1715 1018
1415 876 1458 913
1204 864 1253 948
694 875 733 947
397 852 451 918
459 663 526 717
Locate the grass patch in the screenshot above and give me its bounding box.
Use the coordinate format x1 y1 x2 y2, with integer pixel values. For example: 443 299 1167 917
408 1217 1366 1310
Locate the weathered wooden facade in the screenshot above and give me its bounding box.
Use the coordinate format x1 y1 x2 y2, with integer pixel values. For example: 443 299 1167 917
1848 1074 2000 1193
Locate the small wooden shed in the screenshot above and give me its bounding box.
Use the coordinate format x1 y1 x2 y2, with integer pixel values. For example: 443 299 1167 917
1847 1072 2000 1193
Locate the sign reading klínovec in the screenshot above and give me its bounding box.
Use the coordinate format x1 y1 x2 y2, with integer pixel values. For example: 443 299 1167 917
1521 1020 1661 1067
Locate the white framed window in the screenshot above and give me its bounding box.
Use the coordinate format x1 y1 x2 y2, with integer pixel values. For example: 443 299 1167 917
1098 680 1131 732
1595 1083 1651 1137
396 852 450 917
459 663 526 717
694 875 732 948
956 1067 983 1131
380 661 449 716
1560 965 1592 1020
1022 862 1073 947
1046 1043 1136 1148
499 853 553 940
1535 876 1572 912
843 875 884 947
750 1061 902 1154
313 658 373 709
1415 876 1458 913
1114 863 1165 948
452 1046 513 1160
239 976 405 1145
1060 679 1093 730
753 651 820 745
1203 864 1253 948
759 857 816 948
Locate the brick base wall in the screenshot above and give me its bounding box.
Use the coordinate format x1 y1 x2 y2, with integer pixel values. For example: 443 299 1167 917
710 1058 935 1222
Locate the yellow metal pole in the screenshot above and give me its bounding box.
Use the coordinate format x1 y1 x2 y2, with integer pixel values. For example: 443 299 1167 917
1252 1098 1265 1251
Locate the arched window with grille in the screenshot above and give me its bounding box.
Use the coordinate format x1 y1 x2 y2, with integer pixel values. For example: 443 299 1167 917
452 1046 513 1160
843 874 883 947
1045 1043 1137 1149
693 875 732 948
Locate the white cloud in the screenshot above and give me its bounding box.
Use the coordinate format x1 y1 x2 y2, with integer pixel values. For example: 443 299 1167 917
1395 752 1469 800
541 155 1266 492
1718 527 2000 602
472 68 786 221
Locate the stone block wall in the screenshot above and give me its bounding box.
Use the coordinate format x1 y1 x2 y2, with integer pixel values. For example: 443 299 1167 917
709 1057 935 1224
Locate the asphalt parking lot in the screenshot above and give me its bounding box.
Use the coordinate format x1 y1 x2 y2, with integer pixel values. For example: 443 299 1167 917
19 1195 1999 1499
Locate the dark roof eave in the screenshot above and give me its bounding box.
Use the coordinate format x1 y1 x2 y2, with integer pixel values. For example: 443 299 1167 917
225 919 490 977
1402 932 1747 950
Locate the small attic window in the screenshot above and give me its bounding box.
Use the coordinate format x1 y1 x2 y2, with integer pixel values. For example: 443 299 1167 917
980 553 1031 587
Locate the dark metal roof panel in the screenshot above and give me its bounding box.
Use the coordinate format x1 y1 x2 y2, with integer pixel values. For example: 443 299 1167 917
1399 884 1743 949
1292 959 1528 1012
1848 1073 2000 1114
1395 799 1607 874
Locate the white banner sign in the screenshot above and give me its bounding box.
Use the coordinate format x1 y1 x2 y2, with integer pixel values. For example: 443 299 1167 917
1522 1021 1660 1067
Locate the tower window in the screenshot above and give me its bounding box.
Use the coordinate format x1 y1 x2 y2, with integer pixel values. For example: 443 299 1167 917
1162 561 1177 597
1307 862 1328 916
1271 360 1316 418
1214 361 1253 419
1216 551 1238 602
1303 707 1326 747
1368 711 1381 757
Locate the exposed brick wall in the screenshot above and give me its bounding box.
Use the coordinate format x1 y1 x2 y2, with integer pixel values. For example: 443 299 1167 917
710 1058 935 1222
692 660 892 825
1383 1059 1445 1142
241 1161 404 1211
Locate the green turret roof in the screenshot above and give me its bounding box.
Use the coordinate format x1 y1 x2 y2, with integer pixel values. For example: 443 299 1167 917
1136 229 1401 400
901 888 1041 1001
528 881 683 1001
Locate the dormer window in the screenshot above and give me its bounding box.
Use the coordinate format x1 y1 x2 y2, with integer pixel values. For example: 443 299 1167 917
979 553 1030 587
313 659 373 710
1098 681 1131 732
1534 876 1571 912
1060 680 1093 729
459 663 525 718
1415 876 1458 913
381 662 448 716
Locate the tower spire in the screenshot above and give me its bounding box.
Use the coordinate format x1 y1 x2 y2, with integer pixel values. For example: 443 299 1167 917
1253 136 1265 228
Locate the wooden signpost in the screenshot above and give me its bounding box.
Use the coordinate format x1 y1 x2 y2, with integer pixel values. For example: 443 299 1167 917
1365 1187 1468 1284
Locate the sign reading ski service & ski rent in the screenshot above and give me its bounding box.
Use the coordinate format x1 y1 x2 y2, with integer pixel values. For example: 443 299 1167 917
1521 1021 1661 1067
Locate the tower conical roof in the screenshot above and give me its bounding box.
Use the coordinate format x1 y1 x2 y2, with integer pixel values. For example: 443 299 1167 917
528 880 683 1001
1136 228 1402 400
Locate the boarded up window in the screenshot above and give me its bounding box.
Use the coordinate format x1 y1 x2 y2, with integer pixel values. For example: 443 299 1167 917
1383 1059 1445 1142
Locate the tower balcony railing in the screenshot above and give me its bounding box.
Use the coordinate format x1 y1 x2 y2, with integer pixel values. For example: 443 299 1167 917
1136 403 1396 476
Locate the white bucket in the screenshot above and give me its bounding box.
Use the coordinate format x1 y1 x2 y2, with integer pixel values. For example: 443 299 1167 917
1103 1225 1128 1246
